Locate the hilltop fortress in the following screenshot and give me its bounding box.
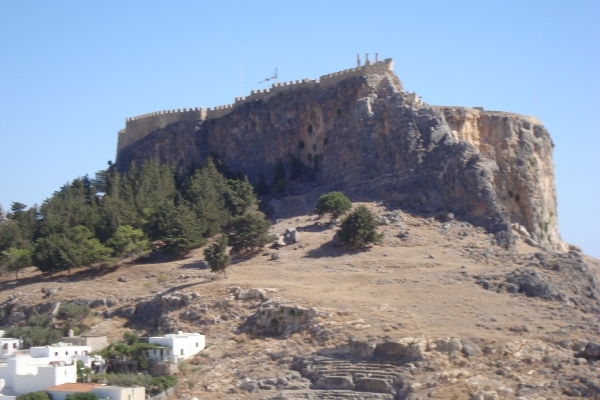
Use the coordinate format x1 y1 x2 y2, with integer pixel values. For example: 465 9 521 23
115 54 564 251
117 55 405 154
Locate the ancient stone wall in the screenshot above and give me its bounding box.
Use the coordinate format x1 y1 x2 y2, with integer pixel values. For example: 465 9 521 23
117 108 207 154
116 56 396 157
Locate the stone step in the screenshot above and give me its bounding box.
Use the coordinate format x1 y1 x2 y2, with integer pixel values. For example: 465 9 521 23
313 390 394 400
314 367 399 376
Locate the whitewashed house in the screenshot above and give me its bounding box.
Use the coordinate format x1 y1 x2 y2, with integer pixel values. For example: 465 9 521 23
47 383 145 400
148 331 205 363
0 353 76 396
0 339 21 359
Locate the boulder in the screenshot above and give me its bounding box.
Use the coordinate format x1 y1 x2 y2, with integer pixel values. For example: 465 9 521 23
236 288 266 301
238 379 260 393
461 339 482 358
434 337 463 355
118 306 136 318
506 268 564 300
578 342 600 360
271 251 280 260
284 228 300 244
511 223 531 238
89 299 107 308
436 212 455 222
275 236 286 247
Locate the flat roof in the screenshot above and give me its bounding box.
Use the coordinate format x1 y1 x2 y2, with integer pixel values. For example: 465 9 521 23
46 383 102 392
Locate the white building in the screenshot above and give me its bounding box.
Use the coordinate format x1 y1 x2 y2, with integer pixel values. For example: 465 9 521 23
29 342 94 367
0 339 22 359
47 383 145 400
148 331 205 363
0 354 76 396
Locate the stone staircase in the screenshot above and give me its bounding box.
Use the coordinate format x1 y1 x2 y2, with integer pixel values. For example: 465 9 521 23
289 354 412 399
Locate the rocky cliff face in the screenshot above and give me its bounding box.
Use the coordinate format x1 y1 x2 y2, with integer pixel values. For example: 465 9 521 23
115 69 564 250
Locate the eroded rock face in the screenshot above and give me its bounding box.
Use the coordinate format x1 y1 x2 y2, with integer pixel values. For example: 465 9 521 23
116 69 563 250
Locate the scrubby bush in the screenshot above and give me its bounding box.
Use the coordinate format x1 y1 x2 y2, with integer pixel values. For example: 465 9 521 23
65 393 98 400
315 191 352 220
338 205 383 248
16 392 51 400
57 303 91 325
6 313 62 347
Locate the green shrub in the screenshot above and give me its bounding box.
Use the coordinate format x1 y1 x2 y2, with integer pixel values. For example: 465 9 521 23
16 392 51 400
123 330 139 345
57 303 91 324
315 191 352 220
338 205 383 248
65 393 99 400
5 325 62 347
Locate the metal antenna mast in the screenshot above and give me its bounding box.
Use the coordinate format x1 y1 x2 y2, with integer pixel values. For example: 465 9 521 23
240 45 244 97
259 68 278 84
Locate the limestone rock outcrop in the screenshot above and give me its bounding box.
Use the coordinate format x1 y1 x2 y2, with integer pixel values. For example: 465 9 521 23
115 66 564 250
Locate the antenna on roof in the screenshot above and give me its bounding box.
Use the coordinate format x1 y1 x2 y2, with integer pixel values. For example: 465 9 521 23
259 68 278 84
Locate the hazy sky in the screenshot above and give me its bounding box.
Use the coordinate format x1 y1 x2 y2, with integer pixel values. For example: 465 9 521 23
0 1 598 257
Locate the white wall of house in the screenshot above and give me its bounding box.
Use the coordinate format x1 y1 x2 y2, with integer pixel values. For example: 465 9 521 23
0 339 21 358
30 344 91 359
93 386 145 400
148 332 205 362
0 356 76 395
146 347 173 362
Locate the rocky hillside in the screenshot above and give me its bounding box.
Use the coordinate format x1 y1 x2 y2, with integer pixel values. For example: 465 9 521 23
115 68 564 251
0 201 598 399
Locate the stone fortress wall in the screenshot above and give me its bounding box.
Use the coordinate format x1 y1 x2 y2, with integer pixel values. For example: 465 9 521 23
117 54 396 154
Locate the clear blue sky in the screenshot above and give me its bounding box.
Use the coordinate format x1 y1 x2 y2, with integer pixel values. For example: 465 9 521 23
0 1 598 257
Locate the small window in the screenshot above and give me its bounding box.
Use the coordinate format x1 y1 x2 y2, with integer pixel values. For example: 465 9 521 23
75 351 78 355
65 351 69 355
3 344 7 350
65 370 67 375
180 349 184 355
196 343 199 347
55 352 59 356
12 343 16 349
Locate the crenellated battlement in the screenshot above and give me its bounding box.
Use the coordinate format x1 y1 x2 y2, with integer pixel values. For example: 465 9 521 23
117 54 397 156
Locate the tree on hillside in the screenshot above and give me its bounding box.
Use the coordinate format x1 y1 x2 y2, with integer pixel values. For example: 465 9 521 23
184 158 231 237
6 313 62 347
224 177 258 216
155 200 206 255
227 211 272 253
204 235 230 278
338 205 383 248
107 225 152 262
315 191 352 220
1 246 32 280
32 226 111 274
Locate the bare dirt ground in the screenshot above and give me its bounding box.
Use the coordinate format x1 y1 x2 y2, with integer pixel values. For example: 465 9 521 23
1 201 599 399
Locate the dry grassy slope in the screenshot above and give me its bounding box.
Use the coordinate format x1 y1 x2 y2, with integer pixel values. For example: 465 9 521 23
0 202 598 399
